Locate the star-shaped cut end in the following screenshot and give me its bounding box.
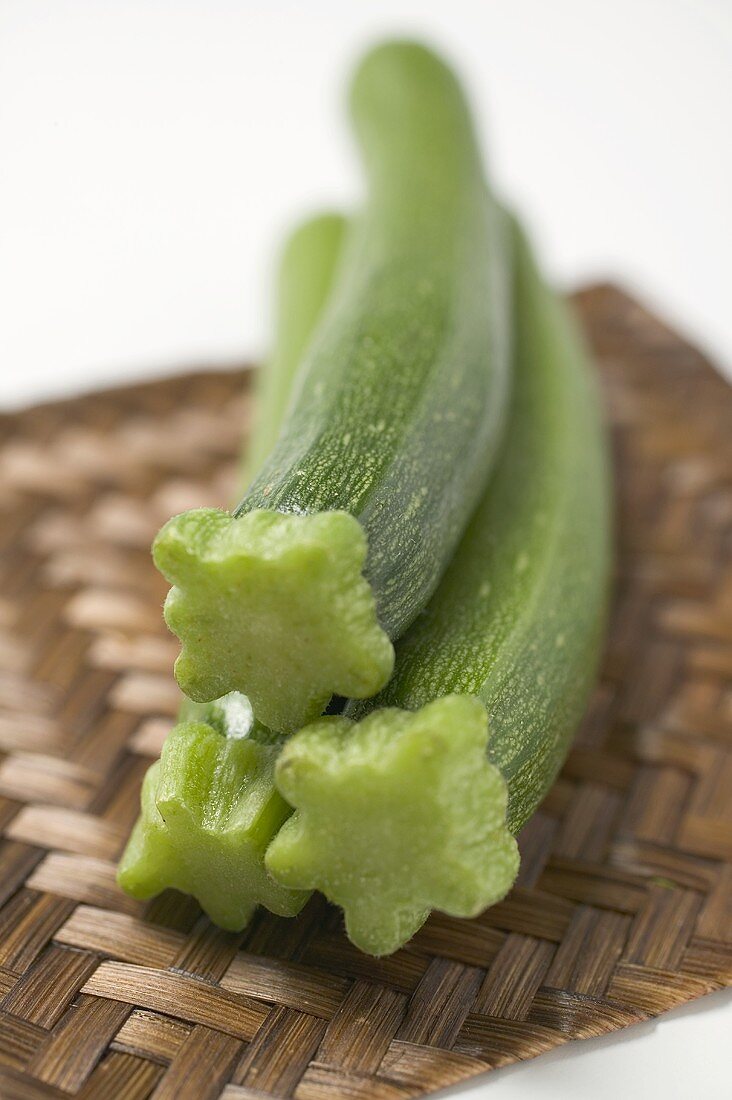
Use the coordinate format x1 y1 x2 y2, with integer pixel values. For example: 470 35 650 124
264 694 520 955
117 721 308 929
153 508 394 734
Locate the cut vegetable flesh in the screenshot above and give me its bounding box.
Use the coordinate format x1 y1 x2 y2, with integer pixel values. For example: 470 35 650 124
265 696 518 956
154 41 511 733
155 508 394 733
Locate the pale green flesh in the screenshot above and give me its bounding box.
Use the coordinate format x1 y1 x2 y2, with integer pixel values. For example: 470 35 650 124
155 42 510 731
265 697 518 955
154 508 394 733
345 219 612 833
117 723 308 929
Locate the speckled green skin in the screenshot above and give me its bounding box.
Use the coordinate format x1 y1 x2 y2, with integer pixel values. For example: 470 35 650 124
245 214 348 484
346 220 612 834
154 42 510 730
265 696 518 956
237 41 510 642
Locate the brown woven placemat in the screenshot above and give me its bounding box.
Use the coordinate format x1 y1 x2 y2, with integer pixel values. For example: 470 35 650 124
0 285 730 1100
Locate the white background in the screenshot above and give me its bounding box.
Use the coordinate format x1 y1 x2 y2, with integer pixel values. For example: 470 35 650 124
1 2 730 1095
1 0 731 407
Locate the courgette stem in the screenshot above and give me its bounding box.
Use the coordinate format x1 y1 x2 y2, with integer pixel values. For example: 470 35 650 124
265 217 611 955
153 41 511 734
268 696 518 956
117 724 307 929
117 213 346 924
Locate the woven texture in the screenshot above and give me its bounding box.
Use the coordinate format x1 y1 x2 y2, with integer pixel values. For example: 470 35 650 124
0 285 730 1100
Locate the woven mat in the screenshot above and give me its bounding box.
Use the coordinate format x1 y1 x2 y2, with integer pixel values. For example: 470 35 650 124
0 286 730 1100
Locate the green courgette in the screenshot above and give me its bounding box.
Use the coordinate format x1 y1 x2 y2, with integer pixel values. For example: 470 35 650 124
266 217 612 954
153 41 511 734
117 214 346 926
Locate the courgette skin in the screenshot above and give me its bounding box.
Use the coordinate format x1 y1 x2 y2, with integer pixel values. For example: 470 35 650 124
348 217 612 832
154 41 510 732
267 696 518 956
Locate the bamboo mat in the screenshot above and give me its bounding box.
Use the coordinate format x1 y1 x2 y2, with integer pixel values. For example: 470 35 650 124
0 285 730 1100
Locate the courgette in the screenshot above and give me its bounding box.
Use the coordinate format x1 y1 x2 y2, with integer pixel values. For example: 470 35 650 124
153 41 511 734
117 214 346 926
265 217 612 954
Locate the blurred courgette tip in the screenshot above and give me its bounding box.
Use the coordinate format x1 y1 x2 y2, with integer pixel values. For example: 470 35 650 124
117 721 309 927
